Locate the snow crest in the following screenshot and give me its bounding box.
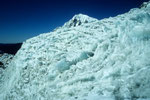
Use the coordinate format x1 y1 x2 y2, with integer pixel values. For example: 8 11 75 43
0 2 150 100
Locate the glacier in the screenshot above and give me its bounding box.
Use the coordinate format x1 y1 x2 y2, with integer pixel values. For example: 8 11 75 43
0 1 150 100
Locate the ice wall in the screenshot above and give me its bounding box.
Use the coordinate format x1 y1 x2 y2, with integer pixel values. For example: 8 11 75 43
0 1 150 100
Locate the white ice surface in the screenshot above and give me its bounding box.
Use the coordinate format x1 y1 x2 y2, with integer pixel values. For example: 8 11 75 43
0 1 150 100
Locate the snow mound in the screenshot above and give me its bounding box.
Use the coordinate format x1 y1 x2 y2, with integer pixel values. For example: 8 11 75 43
64 14 98 27
0 1 150 100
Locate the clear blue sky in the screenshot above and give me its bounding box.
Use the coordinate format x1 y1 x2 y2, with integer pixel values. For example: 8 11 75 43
0 0 149 43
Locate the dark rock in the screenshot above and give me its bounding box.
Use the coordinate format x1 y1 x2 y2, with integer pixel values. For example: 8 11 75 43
0 43 22 55
0 61 4 69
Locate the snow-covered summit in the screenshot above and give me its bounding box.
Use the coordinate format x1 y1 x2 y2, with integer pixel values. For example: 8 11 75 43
0 1 150 100
140 1 150 8
64 13 98 27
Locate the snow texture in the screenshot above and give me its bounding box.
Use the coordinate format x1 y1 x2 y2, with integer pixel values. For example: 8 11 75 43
0 53 13 78
0 1 150 100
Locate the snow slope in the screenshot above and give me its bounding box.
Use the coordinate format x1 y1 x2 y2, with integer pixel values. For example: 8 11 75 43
0 1 150 100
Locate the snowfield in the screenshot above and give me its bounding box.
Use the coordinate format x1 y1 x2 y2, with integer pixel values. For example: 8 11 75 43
0 1 150 100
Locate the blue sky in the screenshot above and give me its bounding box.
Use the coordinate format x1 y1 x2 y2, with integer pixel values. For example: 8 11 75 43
0 0 149 43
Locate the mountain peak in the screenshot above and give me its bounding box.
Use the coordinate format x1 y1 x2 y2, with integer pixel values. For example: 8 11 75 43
64 13 97 27
140 1 150 8
72 14 91 20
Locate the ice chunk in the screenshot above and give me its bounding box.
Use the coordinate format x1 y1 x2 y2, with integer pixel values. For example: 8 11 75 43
130 24 150 41
56 51 94 73
56 58 71 72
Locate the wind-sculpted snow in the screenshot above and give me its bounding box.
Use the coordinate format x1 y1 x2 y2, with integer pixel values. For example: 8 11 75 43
0 1 150 100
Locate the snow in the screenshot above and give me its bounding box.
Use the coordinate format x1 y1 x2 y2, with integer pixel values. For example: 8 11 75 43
0 1 150 100
0 53 13 67
0 53 13 78
64 14 98 27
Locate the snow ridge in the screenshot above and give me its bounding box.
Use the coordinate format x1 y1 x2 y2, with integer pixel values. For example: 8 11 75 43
64 14 98 27
0 1 150 100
